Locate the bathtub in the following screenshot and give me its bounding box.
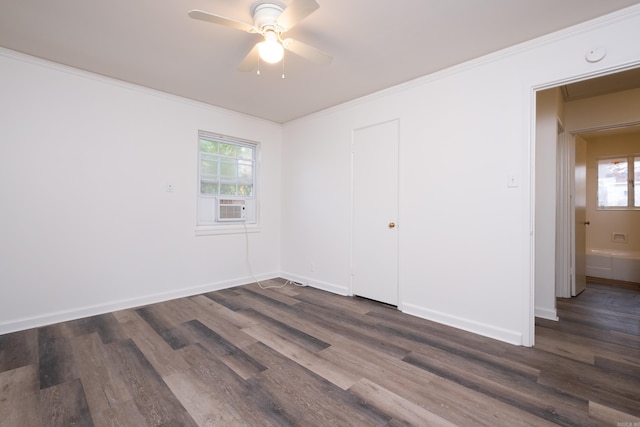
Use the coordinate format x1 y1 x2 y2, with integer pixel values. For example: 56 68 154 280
586 248 640 283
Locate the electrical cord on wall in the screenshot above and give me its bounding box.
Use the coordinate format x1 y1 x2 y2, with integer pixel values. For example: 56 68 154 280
243 223 306 290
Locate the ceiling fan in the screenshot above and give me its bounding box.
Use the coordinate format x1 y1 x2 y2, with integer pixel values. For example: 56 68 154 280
188 0 332 71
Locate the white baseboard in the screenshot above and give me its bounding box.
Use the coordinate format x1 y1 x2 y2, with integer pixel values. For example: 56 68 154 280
0 272 279 335
278 275 524 346
535 307 559 321
280 272 350 296
3 271 527 349
402 303 523 346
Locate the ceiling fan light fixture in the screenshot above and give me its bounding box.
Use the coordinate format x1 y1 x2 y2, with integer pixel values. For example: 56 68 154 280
189 0 331 71
258 31 284 64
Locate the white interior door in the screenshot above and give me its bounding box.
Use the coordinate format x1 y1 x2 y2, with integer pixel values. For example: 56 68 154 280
572 135 587 296
351 120 399 306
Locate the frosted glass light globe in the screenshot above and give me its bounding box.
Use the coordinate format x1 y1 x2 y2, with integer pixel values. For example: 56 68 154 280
258 32 284 64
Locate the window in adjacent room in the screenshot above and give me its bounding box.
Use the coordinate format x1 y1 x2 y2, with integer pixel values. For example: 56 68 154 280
196 131 258 229
597 156 640 209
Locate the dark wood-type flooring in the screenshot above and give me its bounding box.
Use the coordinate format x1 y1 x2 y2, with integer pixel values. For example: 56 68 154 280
1 279 639 426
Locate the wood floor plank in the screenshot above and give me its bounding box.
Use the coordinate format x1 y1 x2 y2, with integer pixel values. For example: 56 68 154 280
536 324 640 367
245 340 391 426
203 289 252 311
594 354 640 381
114 309 190 378
259 295 412 359
239 284 304 306
0 328 38 373
39 378 94 427
180 319 267 380
290 285 380 315
67 313 128 344
163 369 251 426
588 401 640 425
190 294 258 329
157 297 204 325
537 314 640 353
374 321 541 381
366 305 517 359
241 307 331 353
531 326 596 364
189 304 259 350
322 341 556 427
230 290 340 346
70 332 133 416
135 305 193 350
260 279 305 297
38 323 80 389
108 338 197 427
537 357 640 417
243 324 361 390
403 350 599 426
1 279 637 425
348 377 457 426
90 399 151 427
0 364 42 426
172 342 294 426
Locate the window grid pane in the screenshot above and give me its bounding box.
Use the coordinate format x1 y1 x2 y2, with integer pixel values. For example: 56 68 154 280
198 136 255 197
597 157 628 208
200 182 218 194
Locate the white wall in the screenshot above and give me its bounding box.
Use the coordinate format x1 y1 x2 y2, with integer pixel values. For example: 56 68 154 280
3 7 640 346
0 50 282 334
281 6 640 346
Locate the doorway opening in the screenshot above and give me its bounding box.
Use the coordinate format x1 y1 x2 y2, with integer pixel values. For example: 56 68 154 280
533 65 640 344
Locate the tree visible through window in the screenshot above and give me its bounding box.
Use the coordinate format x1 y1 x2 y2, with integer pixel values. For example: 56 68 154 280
199 134 255 197
597 156 639 208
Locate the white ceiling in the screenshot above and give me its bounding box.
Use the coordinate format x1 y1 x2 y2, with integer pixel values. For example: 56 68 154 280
1 0 639 123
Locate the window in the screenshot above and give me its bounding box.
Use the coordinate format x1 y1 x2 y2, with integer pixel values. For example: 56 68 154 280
597 156 640 209
197 131 258 229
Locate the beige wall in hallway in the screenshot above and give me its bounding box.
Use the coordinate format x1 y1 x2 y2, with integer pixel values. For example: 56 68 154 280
585 131 640 252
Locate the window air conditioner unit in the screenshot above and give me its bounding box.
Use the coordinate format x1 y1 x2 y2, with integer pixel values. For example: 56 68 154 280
216 198 246 222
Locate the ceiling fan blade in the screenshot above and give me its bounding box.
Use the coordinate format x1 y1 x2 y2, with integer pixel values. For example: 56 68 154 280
283 38 332 65
188 10 257 33
237 44 260 72
276 0 319 31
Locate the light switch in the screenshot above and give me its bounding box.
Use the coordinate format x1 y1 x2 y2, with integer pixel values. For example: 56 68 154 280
507 175 519 188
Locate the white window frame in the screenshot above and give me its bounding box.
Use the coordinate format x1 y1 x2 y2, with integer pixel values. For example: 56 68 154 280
195 131 261 235
596 155 640 210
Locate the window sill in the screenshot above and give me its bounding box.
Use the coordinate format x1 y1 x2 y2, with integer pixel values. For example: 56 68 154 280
195 223 261 236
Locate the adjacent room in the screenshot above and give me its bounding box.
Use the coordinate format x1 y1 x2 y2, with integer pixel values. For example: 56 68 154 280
1 0 639 425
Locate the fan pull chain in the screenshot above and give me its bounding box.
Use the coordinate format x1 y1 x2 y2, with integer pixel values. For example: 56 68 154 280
281 54 285 79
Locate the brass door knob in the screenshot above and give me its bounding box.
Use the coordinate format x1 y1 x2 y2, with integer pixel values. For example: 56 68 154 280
388 222 396 228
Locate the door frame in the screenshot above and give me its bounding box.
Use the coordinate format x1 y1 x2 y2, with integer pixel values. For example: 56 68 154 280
531 62 640 346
